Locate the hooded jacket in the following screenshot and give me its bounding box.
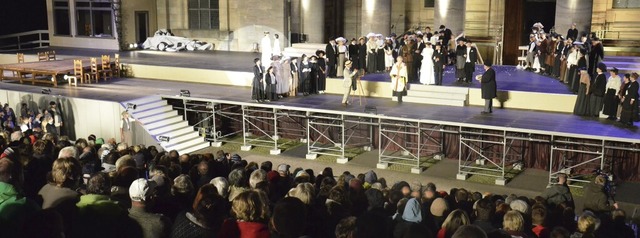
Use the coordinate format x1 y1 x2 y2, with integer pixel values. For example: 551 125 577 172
0 182 40 238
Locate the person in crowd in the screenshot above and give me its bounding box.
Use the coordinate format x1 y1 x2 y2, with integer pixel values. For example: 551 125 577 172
270 196 308 238
583 175 618 216
588 38 604 77
128 178 172 238
219 190 270 238
620 72 639 126
420 41 435 85
560 37 573 83
171 184 227 238
74 172 129 237
478 62 497 114
265 66 277 102
502 210 529 237
463 39 478 84
437 209 471 238
455 36 467 81
573 49 590 116
570 211 599 238
252 58 265 103
357 37 368 72
541 173 574 209
272 33 281 57
400 35 416 83
390 55 408 103
587 63 607 117
325 38 338 78
120 111 133 145
537 33 549 75
38 157 81 209
316 50 327 94
552 34 564 78
525 35 538 71
299 54 312 96
545 34 559 76
290 57 299 97
472 198 497 234
336 37 348 78
433 43 447 86
348 38 359 64
278 56 291 98
567 23 579 42
48 101 63 136
0 157 40 238
384 38 394 72
603 67 622 120
368 33 380 74
566 41 579 89
341 60 358 107
393 198 430 238
377 34 387 73
531 205 550 238
439 25 453 48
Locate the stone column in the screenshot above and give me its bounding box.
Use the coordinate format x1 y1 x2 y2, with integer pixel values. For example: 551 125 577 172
290 0 301 34
555 0 593 38
301 0 325 43
434 0 465 36
361 0 392 36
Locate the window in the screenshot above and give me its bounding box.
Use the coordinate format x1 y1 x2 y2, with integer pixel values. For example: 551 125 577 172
613 0 640 8
76 0 114 37
54 0 70 35
424 0 435 8
188 0 220 30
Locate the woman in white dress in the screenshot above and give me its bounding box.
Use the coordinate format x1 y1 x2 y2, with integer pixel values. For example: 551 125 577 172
384 39 394 71
419 41 435 85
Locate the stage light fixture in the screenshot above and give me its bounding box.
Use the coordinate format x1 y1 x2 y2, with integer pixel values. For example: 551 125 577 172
180 89 191 97
157 135 170 142
126 103 137 110
41 88 51 95
364 105 377 114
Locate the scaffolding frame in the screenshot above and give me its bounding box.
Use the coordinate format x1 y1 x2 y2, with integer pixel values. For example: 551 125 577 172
305 112 375 163
240 106 309 154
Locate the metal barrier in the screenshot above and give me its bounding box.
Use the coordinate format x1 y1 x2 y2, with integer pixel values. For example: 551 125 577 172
0 30 49 51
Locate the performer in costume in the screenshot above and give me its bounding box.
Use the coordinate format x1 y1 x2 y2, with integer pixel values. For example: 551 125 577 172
325 39 337 77
400 37 415 83
376 34 386 73
618 74 631 119
309 55 319 94
272 34 282 57
279 57 291 98
419 41 435 85
603 67 621 120
559 38 572 83
341 61 358 106
299 55 312 96
477 62 497 114
552 34 563 78
464 40 478 83
413 33 426 82
265 66 277 102
588 38 604 77
357 37 367 71
384 39 394 72
567 23 579 42
271 55 283 98
336 37 348 77
525 35 537 71
587 63 607 117
289 58 299 97
252 58 265 102
348 38 359 64
620 73 639 126
366 33 378 74
260 32 272 68
537 33 549 74
573 49 590 116
390 56 408 103
455 36 467 82
433 43 447 86
316 50 327 94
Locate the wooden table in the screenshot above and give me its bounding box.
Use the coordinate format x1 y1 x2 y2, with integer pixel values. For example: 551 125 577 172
0 59 91 87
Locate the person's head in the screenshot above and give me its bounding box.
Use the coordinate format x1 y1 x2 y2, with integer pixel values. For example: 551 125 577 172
571 23 577 29
475 198 495 221
484 61 492 71
335 216 357 238
267 66 274 74
624 73 631 83
594 175 607 186
466 40 473 47
121 111 129 119
172 174 195 197
531 205 547 226
556 173 568 184
596 63 607 74
271 197 307 238
229 168 248 188
231 190 270 223
550 227 571 238
452 225 488 238
0 157 20 187
396 55 404 63
129 178 157 205
431 197 449 217
192 184 226 227
631 72 638 81
359 37 365 44
442 209 471 236
52 157 81 188
612 209 626 223
49 101 57 108
345 60 353 69
435 43 442 50
210 177 229 198
274 34 279 39
577 211 600 234
288 182 316 205
86 172 111 195
249 169 267 189
57 146 78 160
503 210 525 232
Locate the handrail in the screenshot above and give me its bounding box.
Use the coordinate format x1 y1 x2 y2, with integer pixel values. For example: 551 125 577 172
0 30 50 51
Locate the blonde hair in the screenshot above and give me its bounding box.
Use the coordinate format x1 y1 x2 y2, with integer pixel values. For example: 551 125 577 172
288 182 316 205
232 190 270 223
441 209 470 236
577 212 599 233
51 157 81 187
503 210 525 232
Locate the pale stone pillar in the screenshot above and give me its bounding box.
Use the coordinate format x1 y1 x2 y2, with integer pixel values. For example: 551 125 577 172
301 0 325 43
361 0 392 36
434 0 465 36
554 0 593 39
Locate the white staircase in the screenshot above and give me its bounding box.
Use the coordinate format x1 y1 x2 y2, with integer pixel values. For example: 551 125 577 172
282 43 327 58
123 96 210 154
392 84 469 107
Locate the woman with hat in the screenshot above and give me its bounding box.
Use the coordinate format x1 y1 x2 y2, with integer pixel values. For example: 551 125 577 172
603 67 622 120
336 37 348 77
299 54 312 96
367 33 378 74
573 48 589 116
587 63 608 117
341 60 358 106
390 56 408 103
620 73 639 126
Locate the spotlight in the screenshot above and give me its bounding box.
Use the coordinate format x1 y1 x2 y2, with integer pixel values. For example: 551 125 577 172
364 105 377 114
133 43 138 48
126 103 137 110
41 88 51 94
157 135 170 142
180 89 191 97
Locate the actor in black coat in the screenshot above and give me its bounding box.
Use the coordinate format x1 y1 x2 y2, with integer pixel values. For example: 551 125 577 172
432 44 447 85
620 74 639 125
464 42 478 83
478 62 497 114
357 39 367 70
252 58 264 101
325 40 338 77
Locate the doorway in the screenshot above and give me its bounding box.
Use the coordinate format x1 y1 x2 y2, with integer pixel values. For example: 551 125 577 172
135 11 149 44
324 0 344 40
502 0 556 65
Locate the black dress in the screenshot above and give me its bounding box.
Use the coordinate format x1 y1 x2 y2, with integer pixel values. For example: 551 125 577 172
299 62 312 95
252 65 264 100
376 46 385 72
588 73 606 117
349 43 359 62
310 62 319 94
620 81 639 124
602 77 621 118
317 58 327 91
357 44 367 70
265 72 277 101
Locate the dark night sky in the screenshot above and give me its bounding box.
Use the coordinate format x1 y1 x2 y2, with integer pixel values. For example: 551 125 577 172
0 0 48 35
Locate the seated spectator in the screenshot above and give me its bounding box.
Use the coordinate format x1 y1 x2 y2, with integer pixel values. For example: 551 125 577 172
228 168 249 202
473 198 497 234
607 209 635 238
394 198 431 238
210 177 230 199
219 190 270 238
570 211 600 238
171 184 227 238
20 208 65 238
38 156 81 235
452 225 488 238
531 205 550 238
270 197 308 238
73 172 129 238
437 209 471 238
0 157 40 238
335 216 357 238
502 210 528 238
430 197 450 228
128 178 172 238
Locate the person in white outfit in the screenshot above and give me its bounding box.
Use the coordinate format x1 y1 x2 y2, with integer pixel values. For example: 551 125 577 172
420 41 435 85
342 61 358 106
272 34 282 57
261 31 272 67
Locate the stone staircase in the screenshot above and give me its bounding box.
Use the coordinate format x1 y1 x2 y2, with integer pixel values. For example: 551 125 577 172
601 56 640 74
282 43 326 58
123 96 210 154
392 84 469 107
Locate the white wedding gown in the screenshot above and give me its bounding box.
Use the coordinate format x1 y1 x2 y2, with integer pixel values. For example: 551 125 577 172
420 47 435 85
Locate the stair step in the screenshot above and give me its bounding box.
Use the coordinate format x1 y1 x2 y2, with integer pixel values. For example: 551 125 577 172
164 132 202 147
291 43 326 50
133 105 174 118
134 101 168 112
394 97 466 107
145 115 184 130
166 138 207 151
406 90 468 100
179 143 211 155
161 127 197 138
149 121 189 135
408 84 469 94
138 110 179 124
125 96 163 106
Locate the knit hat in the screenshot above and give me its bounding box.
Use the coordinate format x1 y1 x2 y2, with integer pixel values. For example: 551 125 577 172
510 199 529 214
430 197 449 217
96 138 104 145
402 198 423 223
129 178 157 202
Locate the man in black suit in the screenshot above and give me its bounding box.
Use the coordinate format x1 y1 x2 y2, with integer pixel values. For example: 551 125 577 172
464 40 478 83
325 38 338 77
477 62 497 114
432 43 447 85
252 58 265 102
413 34 426 83
439 25 453 48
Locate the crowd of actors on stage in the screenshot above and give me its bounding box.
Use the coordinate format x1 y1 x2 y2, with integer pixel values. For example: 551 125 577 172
523 22 639 126
252 25 483 104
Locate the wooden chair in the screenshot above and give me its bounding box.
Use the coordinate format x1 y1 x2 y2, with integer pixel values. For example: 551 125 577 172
48 51 57 61
38 52 48 61
113 53 121 77
84 57 99 83
72 59 85 84
99 55 112 81
17 53 24 63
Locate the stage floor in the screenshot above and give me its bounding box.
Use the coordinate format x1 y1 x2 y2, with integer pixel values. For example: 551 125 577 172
0 76 637 142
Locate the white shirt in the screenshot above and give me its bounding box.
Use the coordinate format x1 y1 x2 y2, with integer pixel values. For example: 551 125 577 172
606 75 621 91
528 41 536 53
466 47 471 63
